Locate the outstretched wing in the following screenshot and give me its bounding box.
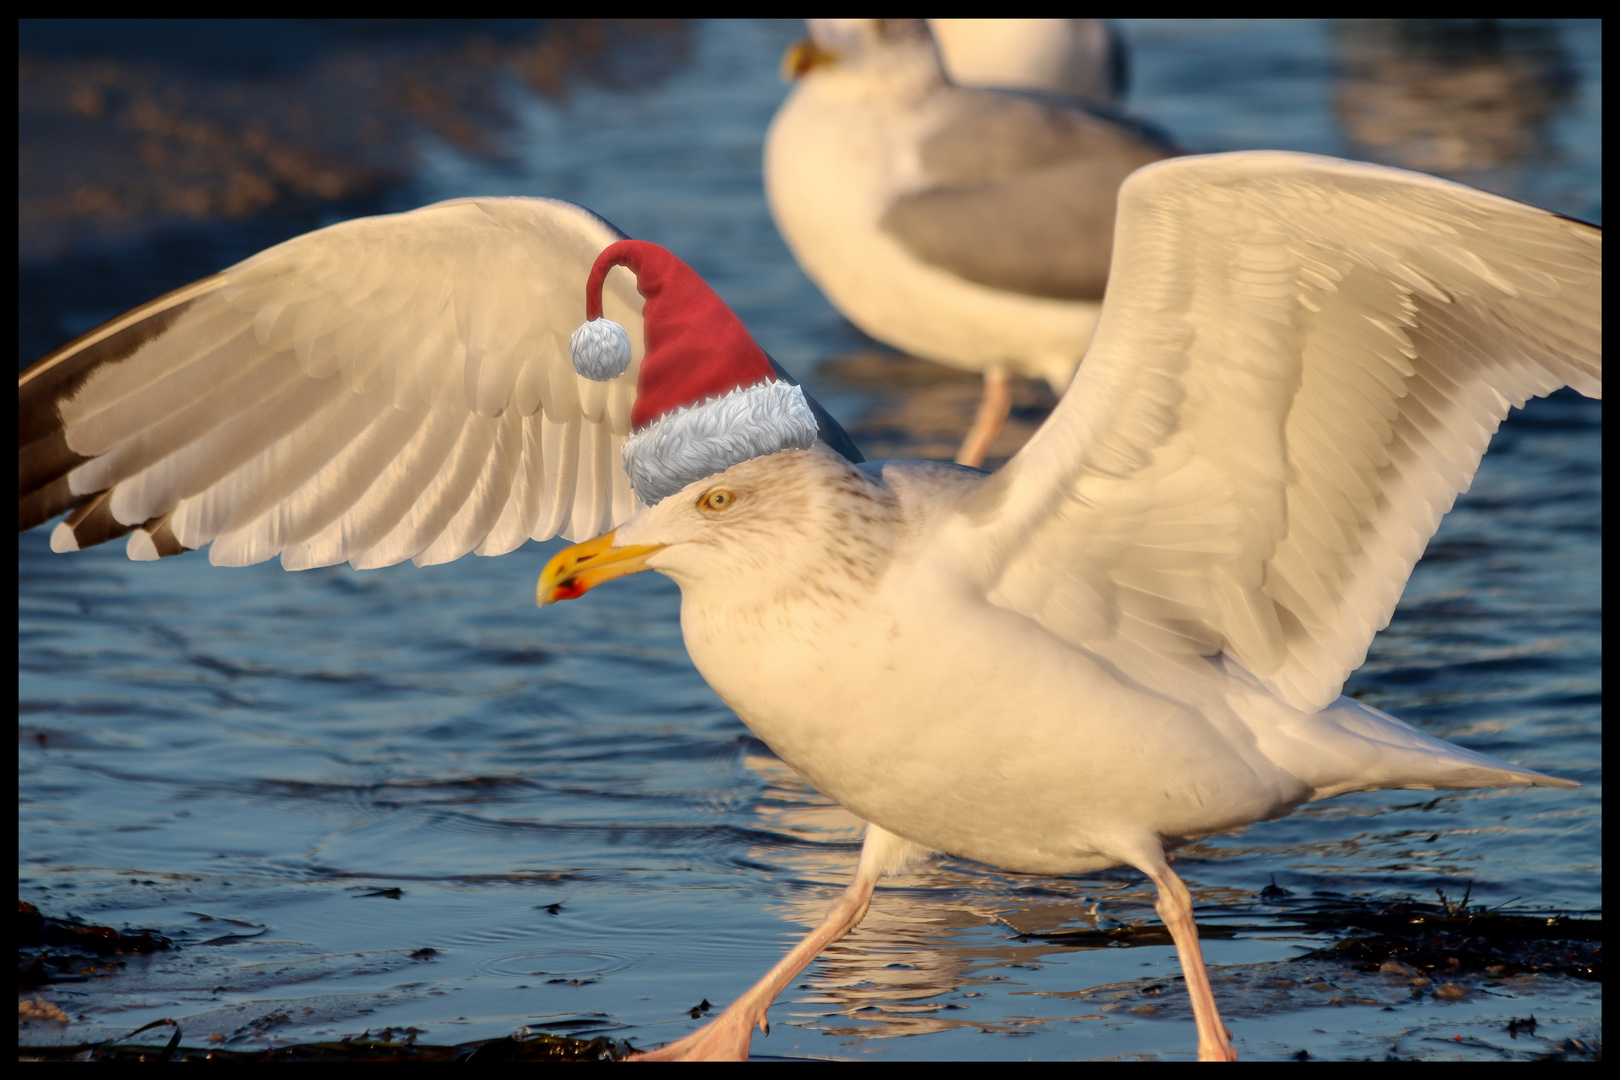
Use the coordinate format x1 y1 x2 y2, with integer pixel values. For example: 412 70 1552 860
945 151 1601 711
20 197 647 569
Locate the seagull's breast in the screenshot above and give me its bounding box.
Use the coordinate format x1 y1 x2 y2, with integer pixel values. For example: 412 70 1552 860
678 557 1306 876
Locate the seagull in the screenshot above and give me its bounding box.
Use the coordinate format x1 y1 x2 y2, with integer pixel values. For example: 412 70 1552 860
766 18 1177 468
18 151 1598 1061
927 18 1125 105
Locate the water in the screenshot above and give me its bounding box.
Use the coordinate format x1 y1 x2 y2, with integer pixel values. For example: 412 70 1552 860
18 19 1601 1060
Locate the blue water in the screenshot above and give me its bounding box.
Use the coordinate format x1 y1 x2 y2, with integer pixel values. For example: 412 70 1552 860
19 19 1600 1060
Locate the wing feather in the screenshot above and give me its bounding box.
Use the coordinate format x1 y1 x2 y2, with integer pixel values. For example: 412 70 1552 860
477 413 546 558
535 413 581 541
175 390 416 553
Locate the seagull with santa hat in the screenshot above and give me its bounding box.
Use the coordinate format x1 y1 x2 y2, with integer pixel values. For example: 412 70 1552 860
19 151 1600 1060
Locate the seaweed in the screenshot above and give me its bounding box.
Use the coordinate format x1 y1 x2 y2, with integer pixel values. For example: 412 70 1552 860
18 900 172 990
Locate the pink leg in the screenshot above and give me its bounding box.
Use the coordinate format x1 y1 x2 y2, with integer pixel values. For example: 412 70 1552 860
627 826 921 1061
1141 860 1237 1061
955 367 1011 468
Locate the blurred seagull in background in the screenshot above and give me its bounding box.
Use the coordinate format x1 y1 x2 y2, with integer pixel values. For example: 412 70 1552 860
928 18 1125 105
19 152 1599 1061
767 18 1176 467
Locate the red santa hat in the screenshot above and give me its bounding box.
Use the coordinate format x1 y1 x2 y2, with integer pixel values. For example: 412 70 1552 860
568 239 825 505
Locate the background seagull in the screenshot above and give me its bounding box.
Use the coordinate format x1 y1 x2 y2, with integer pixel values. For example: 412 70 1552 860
766 18 1177 467
19 151 1599 1060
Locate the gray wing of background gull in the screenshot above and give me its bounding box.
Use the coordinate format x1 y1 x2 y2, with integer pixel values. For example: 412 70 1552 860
878 89 1177 301
19 196 860 568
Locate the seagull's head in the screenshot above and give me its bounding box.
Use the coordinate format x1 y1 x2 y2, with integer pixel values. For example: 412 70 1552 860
538 444 897 612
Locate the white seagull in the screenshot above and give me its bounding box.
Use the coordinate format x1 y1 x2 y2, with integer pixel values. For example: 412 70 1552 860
18 152 1598 1061
766 18 1176 467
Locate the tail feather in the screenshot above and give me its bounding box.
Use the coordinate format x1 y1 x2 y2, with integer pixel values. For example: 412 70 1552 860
1266 696 1579 801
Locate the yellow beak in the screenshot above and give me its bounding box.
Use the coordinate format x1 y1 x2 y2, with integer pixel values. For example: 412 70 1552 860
536 530 665 606
781 37 839 81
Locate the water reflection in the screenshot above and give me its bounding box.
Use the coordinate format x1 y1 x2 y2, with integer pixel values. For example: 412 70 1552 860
1333 20 1576 176
743 753 1201 1047
17 19 694 261
746 753 1033 1043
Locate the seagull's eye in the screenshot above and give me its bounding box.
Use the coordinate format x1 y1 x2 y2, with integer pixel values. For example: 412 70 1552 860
700 489 736 513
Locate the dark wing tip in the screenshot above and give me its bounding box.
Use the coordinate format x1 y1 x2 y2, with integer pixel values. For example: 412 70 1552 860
19 274 223 541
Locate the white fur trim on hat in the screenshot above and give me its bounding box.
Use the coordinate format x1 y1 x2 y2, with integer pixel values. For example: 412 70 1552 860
569 318 633 381
622 381 819 505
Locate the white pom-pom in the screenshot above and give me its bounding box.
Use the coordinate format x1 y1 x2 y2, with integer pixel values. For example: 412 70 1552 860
569 318 633 381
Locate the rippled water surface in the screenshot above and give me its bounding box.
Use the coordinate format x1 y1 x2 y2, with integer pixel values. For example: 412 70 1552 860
19 19 1601 1060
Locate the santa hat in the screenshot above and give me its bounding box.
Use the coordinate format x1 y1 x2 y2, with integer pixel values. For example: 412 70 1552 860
568 239 829 505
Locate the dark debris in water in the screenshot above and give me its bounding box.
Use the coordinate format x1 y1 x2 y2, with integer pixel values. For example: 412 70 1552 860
1009 886 1599 983
1259 873 1293 902
20 1025 630 1062
1014 922 1239 950
18 900 172 990
1290 889 1601 983
193 917 269 947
